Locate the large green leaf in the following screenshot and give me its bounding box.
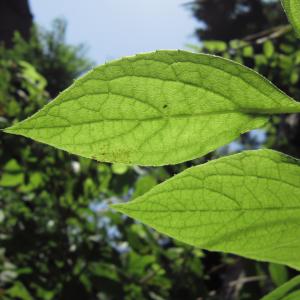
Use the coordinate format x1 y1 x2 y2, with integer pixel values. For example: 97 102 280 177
112 150 300 269
5 51 300 165
261 275 300 300
282 0 300 37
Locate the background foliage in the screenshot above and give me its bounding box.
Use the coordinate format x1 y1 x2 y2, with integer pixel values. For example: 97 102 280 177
0 0 299 299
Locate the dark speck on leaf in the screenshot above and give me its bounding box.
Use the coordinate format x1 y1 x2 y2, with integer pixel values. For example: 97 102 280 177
163 104 168 109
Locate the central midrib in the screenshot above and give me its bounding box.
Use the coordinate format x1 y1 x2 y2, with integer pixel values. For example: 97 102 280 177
120 205 300 213
15 110 261 130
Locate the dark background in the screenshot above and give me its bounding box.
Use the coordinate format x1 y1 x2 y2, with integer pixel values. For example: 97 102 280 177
0 1 299 299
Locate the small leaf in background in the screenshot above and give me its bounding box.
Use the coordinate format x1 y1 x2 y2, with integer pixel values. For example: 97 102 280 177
0 159 24 187
203 40 227 52
19 172 43 192
290 70 299 84
132 175 157 199
263 41 275 59
19 60 47 93
112 150 300 270
5 51 300 166
89 262 120 282
112 163 128 175
261 275 300 300
243 45 254 57
6 281 33 300
255 54 268 66
127 251 156 277
269 263 289 287
281 0 300 37
229 40 248 49
295 50 300 64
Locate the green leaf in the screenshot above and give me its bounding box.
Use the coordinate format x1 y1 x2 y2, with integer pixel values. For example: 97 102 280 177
112 163 128 175
282 0 300 37
112 149 300 270
243 45 254 57
203 40 227 52
284 291 300 300
7 281 33 300
4 51 300 166
269 263 289 287
89 262 120 281
132 175 157 199
263 41 275 58
261 275 300 300
0 159 24 187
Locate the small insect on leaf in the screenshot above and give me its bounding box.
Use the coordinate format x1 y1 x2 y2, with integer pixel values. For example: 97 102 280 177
112 150 300 270
4 51 300 166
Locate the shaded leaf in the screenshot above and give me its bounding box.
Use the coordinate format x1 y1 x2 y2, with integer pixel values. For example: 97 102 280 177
269 263 289 287
282 0 300 37
263 41 275 58
261 275 300 300
112 163 128 175
0 159 24 187
132 175 157 199
6 281 33 300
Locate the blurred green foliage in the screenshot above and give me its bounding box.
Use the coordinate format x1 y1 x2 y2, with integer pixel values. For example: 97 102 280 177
1 10 300 300
1 19 93 98
0 19 221 300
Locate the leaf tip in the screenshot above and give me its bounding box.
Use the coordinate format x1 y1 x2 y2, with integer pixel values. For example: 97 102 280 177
2 124 21 135
2 126 15 134
110 202 140 220
110 203 128 214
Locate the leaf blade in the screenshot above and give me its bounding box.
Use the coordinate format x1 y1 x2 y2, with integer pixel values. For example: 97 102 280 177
282 0 300 37
5 51 300 165
261 275 300 300
112 149 300 270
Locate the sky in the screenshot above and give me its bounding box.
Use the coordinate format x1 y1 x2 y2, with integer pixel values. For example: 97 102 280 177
29 0 198 65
